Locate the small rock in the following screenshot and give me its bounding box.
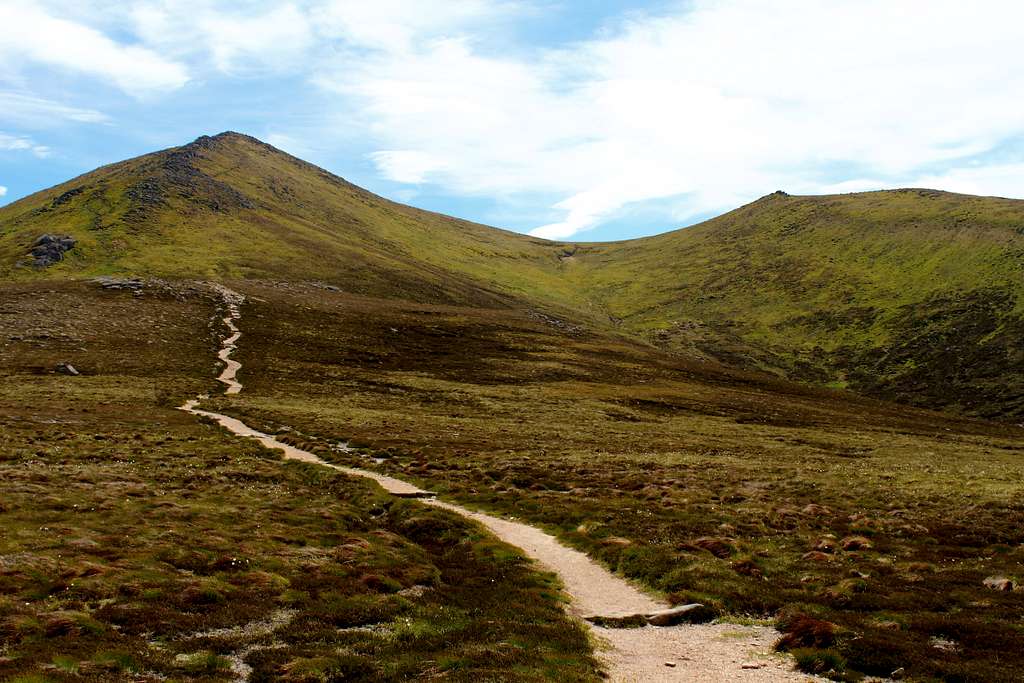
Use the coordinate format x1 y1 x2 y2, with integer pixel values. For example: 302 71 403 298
692 536 735 558
983 576 1014 591
891 667 906 680
584 612 648 628
741 663 765 670
391 490 436 499
600 536 633 547
397 585 433 599
664 662 676 668
56 362 79 376
645 603 715 626
813 538 836 553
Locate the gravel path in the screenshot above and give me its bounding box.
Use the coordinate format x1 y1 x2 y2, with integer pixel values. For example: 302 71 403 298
180 285 817 682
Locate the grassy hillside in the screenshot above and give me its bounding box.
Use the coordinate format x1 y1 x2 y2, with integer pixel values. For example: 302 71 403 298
4 133 1024 681
3 133 1023 417
0 132 585 313
572 190 1024 419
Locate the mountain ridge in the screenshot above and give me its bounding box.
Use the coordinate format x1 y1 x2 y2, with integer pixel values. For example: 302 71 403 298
2 132 1023 419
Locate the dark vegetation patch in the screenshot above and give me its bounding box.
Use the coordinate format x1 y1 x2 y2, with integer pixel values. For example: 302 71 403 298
838 288 1024 422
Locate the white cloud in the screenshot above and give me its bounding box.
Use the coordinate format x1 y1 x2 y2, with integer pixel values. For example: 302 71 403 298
3 0 1024 238
369 150 449 184
0 92 109 127
0 2 188 96
311 0 528 50
0 186 7 197
309 0 1024 238
132 1 313 75
819 163 1024 200
0 132 51 158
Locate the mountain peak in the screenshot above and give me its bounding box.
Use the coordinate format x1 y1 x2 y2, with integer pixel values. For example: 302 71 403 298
186 131 264 151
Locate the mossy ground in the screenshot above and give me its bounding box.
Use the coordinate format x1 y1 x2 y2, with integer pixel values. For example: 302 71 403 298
211 281 1024 682
0 282 599 682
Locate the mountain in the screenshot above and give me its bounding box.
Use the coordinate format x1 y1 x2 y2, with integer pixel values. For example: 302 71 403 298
3 132 1023 418
0 132 579 311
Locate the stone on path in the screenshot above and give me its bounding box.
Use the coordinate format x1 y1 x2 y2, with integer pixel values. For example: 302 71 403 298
55 362 79 376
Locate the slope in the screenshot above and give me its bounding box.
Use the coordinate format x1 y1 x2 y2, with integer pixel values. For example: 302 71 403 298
568 190 1024 419
0 132 584 313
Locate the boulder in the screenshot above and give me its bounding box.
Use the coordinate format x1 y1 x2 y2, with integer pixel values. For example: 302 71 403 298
28 234 76 267
55 362 79 376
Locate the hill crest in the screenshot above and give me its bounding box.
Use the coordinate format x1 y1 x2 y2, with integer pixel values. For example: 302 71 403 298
2 132 1023 420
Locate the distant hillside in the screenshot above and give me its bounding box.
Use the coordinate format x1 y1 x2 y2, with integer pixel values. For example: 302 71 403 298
574 190 1024 420
3 133 1023 419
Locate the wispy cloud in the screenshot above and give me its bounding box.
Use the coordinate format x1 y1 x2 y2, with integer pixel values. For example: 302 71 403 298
308 0 1024 237
0 186 7 197
0 132 51 158
0 92 109 127
131 2 314 75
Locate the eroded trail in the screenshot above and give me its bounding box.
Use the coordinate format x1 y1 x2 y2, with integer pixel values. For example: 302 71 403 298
181 286 814 682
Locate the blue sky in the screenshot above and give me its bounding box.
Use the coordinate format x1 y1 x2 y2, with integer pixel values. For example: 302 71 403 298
1 1 1023 242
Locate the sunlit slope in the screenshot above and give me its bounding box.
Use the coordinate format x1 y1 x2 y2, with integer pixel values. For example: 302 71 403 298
570 190 1024 418
3 132 1023 417
0 132 585 311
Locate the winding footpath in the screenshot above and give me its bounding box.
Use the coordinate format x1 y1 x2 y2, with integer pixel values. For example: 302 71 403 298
180 286 815 682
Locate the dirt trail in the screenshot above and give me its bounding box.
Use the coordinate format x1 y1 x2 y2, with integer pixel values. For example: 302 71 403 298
210 284 244 394
180 286 816 682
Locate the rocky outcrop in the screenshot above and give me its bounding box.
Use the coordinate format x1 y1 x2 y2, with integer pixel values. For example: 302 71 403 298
27 234 76 267
122 135 255 224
